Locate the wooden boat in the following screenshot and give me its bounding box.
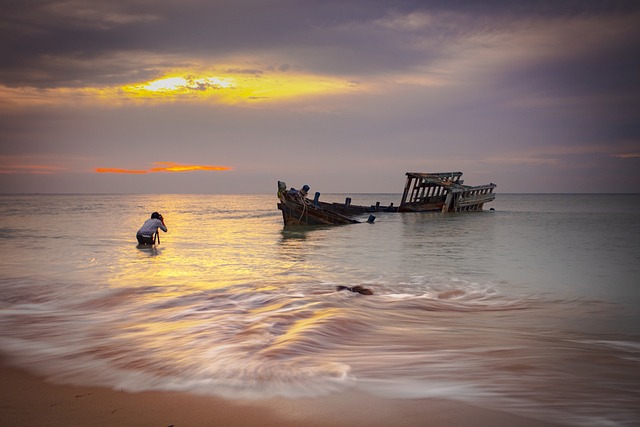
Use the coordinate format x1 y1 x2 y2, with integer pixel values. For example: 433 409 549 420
399 172 496 212
277 172 496 225
277 182 360 226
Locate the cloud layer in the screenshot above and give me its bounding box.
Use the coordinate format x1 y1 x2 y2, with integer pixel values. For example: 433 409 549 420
1 0 639 193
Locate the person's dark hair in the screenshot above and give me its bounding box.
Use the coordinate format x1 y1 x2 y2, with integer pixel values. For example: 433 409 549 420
151 212 160 219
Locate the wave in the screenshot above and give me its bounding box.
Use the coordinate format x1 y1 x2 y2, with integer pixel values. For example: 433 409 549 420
0 278 638 426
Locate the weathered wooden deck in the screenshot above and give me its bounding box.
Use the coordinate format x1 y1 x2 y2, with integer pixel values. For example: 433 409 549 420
399 172 496 212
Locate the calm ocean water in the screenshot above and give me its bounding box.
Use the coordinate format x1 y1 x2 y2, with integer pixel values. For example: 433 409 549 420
1 193 639 426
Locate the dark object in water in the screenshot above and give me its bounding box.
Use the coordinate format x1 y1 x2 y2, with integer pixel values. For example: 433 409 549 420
277 181 360 226
276 172 496 226
336 285 374 295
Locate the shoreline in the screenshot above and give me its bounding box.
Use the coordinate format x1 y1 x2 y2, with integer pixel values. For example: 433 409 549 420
0 362 566 427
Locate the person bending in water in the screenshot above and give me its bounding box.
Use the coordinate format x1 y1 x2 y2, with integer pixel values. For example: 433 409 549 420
136 212 167 245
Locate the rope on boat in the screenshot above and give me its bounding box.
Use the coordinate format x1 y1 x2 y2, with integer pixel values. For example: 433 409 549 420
297 194 307 223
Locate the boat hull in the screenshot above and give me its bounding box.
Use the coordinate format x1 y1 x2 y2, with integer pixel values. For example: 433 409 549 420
277 199 359 226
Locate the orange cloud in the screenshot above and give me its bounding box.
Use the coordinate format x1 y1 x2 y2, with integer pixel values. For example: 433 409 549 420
95 168 148 174
95 162 232 174
149 162 232 172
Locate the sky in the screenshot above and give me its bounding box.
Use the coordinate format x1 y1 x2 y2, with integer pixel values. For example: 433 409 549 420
1 0 639 194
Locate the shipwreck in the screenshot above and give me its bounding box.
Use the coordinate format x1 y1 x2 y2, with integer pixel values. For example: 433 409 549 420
277 172 496 226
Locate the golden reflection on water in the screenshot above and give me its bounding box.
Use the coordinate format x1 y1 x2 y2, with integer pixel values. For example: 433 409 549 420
270 307 340 347
105 195 289 292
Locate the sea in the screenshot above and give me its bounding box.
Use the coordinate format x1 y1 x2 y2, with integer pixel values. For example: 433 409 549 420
0 193 639 426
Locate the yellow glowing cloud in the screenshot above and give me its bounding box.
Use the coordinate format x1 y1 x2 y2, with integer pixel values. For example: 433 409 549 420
120 70 358 103
96 162 233 174
0 66 363 108
123 75 236 97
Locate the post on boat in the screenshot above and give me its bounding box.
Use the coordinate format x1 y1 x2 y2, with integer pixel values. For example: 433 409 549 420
313 192 321 207
442 192 453 212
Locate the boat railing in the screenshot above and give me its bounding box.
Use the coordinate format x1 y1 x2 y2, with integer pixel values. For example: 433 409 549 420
446 183 496 212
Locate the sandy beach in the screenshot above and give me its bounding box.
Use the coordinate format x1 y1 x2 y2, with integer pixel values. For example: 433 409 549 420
1 361 566 427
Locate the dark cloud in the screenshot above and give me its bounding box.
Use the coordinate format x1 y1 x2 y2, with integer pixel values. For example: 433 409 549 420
2 0 639 89
0 0 414 87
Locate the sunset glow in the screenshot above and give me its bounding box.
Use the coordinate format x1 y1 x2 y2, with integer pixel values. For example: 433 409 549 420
119 70 357 103
123 75 236 97
95 168 148 174
0 70 360 107
149 162 233 172
96 162 233 174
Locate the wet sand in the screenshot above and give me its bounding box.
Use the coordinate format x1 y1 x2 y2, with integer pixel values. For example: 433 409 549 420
0 362 566 427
